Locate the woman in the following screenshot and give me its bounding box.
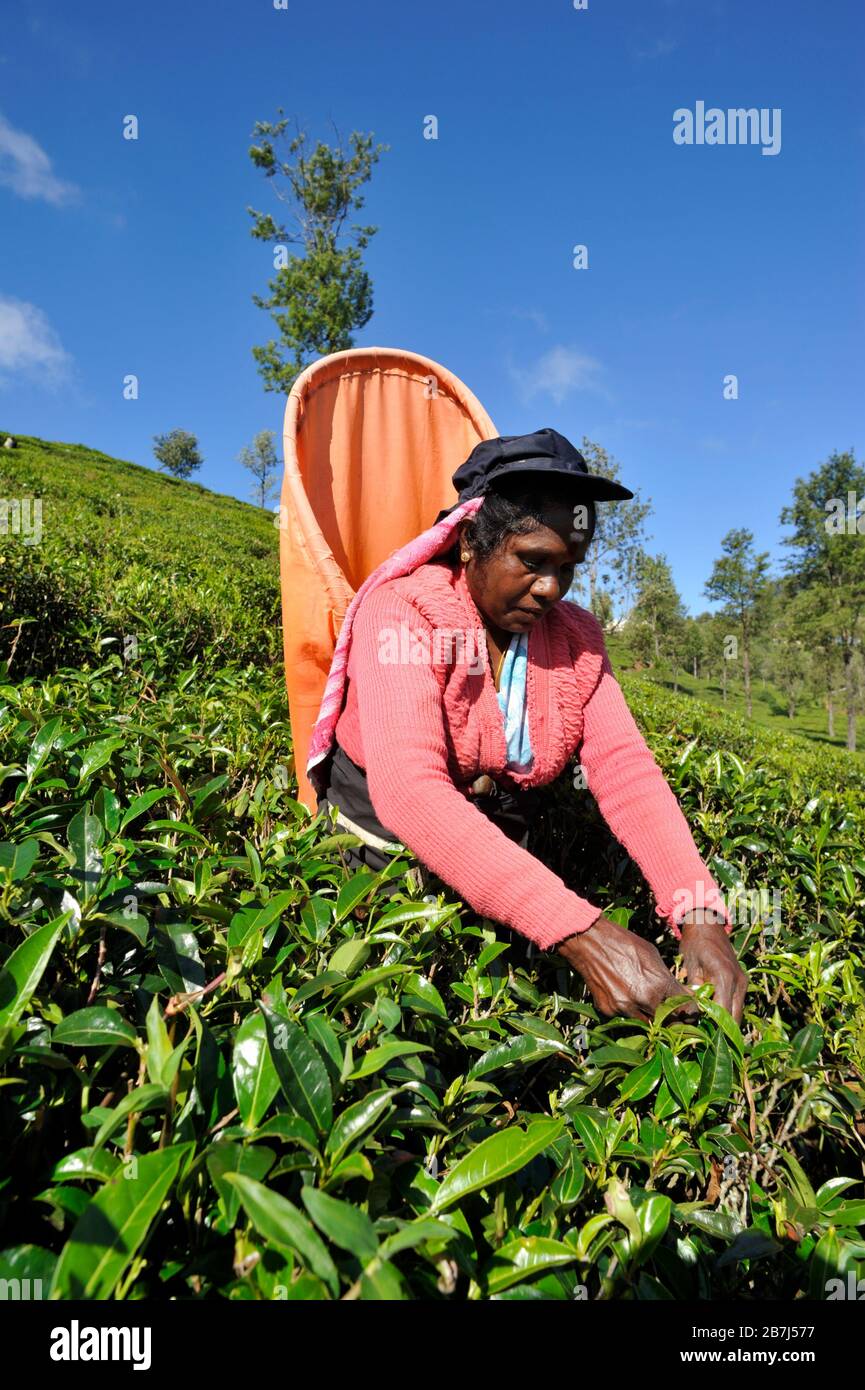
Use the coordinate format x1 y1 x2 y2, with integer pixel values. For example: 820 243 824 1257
309 427 747 1024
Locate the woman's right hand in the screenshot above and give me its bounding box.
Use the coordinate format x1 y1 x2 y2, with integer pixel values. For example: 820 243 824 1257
556 914 697 1023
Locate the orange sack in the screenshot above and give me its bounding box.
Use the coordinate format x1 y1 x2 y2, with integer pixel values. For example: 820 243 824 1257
278 347 498 810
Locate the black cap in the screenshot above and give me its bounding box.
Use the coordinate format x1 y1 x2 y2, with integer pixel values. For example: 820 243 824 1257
435 427 634 523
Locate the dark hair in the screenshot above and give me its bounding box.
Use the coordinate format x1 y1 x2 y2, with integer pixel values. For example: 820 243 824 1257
440 474 597 566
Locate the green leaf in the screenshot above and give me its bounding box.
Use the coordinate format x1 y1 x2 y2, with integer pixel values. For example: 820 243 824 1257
617 1054 662 1102
660 1048 700 1109
566 1108 607 1165
225 1172 339 1297
0 1244 58 1292
779 1151 818 1211
477 941 511 971
678 1206 743 1239
699 1030 734 1105
92 908 149 946
51 1149 121 1184
119 789 166 831
336 966 412 1005
335 871 378 923
360 1259 407 1299
0 838 39 882
0 913 69 1035
790 1024 823 1070
51 1144 188 1299
76 737 124 787
26 716 64 782
326 1152 375 1188
232 1012 280 1130
67 810 104 903
697 995 745 1057
228 892 295 950
92 786 121 837
54 1007 139 1049
431 1118 564 1213
402 973 447 1017
259 1002 333 1134
301 1186 378 1262
635 1194 673 1263
484 1236 578 1294
468 1034 570 1080
251 1114 320 1157
348 1039 432 1080
205 1141 275 1227
377 1218 457 1260
155 920 205 995
90 1084 167 1153
145 996 172 1084
328 938 371 977
808 1228 850 1299
551 1152 587 1208
325 1088 395 1166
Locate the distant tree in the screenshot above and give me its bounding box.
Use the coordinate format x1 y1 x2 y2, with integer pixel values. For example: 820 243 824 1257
704 529 772 719
590 588 615 632
566 439 652 625
695 612 736 702
247 113 388 393
768 587 817 719
680 616 706 680
629 554 687 676
239 430 280 508
153 429 202 480
780 450 865 751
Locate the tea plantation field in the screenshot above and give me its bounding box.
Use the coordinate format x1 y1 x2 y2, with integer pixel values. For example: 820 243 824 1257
0 434 863 1301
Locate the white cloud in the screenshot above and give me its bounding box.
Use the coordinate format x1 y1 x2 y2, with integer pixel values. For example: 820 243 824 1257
0 112 80 205
508 345 609 406
509 308 550 334
632 37 678 61
0 296 71 383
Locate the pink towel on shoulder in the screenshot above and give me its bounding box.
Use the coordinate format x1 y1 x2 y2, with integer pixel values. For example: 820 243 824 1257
307 496 484 793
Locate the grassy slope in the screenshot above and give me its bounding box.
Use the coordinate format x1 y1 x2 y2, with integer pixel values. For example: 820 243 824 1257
605 632 863 765
0 432 282 679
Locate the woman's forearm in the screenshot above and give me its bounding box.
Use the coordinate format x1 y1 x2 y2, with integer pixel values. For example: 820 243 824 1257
578 658 732 938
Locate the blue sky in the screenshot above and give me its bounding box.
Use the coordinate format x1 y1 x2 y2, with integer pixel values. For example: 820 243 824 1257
1 0 862 612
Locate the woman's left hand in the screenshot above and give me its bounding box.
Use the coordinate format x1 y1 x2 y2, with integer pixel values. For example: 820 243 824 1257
678 911 748 1023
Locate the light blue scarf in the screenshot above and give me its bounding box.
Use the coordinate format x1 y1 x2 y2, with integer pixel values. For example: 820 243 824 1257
496 631 533 770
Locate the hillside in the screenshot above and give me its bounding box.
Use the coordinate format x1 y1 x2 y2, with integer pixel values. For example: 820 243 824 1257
0 433 863 1303
0 432 282 680
606 633 864 764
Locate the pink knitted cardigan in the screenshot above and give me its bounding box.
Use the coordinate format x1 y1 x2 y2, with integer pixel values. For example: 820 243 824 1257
330 556 732 952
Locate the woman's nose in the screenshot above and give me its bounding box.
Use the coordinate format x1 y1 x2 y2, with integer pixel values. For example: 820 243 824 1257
531 575 560 603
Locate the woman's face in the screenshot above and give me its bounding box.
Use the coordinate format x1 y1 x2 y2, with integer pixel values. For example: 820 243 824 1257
460 500 594 635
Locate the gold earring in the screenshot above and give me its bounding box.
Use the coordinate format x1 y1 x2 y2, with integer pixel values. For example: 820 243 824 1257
460 552 470 562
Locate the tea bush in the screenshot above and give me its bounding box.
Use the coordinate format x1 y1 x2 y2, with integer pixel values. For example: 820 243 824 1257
0 437 862 1301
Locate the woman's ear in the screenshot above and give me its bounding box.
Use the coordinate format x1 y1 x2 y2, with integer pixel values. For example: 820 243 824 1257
456 520 472 564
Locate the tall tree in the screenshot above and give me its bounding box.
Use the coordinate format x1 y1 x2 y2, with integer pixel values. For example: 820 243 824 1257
768 586 817 720
247 114 388 393
567 438 652 626
628 553 687 672
704 529 772 719
681 616 706 680
153 429 202 480
780 450 865 752
239 429 280 508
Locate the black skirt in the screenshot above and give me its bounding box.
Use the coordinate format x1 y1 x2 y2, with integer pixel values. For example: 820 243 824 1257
316 741 543 878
